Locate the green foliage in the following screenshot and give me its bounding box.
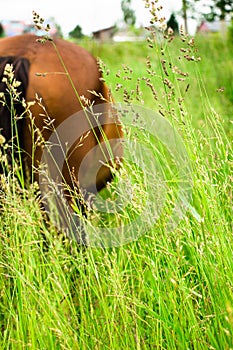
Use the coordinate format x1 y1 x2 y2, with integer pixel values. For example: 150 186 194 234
167 13 179 34
203 0 233 21
227 18 233 44
69 24 84 39
0 23 4 38
181 0 233 31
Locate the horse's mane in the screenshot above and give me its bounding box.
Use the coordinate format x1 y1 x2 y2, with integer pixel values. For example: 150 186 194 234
0 56 30 169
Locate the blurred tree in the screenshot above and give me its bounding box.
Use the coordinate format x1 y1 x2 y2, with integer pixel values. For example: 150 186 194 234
182 0 188 33
180 0 233 34
121 0 136 26
167 13 179 34
0 23 4 38
69 25 84 39
203 0 233 21
180 0 199 33
47 17 63 37
54 22 63 38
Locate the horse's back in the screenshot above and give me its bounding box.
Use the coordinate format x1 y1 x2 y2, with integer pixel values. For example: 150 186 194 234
0 35 102 118
0 34 122 197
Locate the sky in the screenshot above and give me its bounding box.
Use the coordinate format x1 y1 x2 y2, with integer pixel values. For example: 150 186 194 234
1 0 200 36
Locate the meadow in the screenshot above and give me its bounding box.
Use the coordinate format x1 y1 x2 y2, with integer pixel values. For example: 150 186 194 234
0 29 232 349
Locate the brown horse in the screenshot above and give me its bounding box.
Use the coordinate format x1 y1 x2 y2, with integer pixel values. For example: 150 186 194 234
0 34 123 241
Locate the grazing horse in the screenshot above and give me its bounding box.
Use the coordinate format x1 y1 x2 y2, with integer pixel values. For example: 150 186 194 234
0 34 123 240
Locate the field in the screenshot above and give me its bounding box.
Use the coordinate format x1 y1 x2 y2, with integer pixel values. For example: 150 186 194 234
0 30 232 349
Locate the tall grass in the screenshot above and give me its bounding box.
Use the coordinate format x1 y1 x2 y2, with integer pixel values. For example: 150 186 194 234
0 19 232 350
